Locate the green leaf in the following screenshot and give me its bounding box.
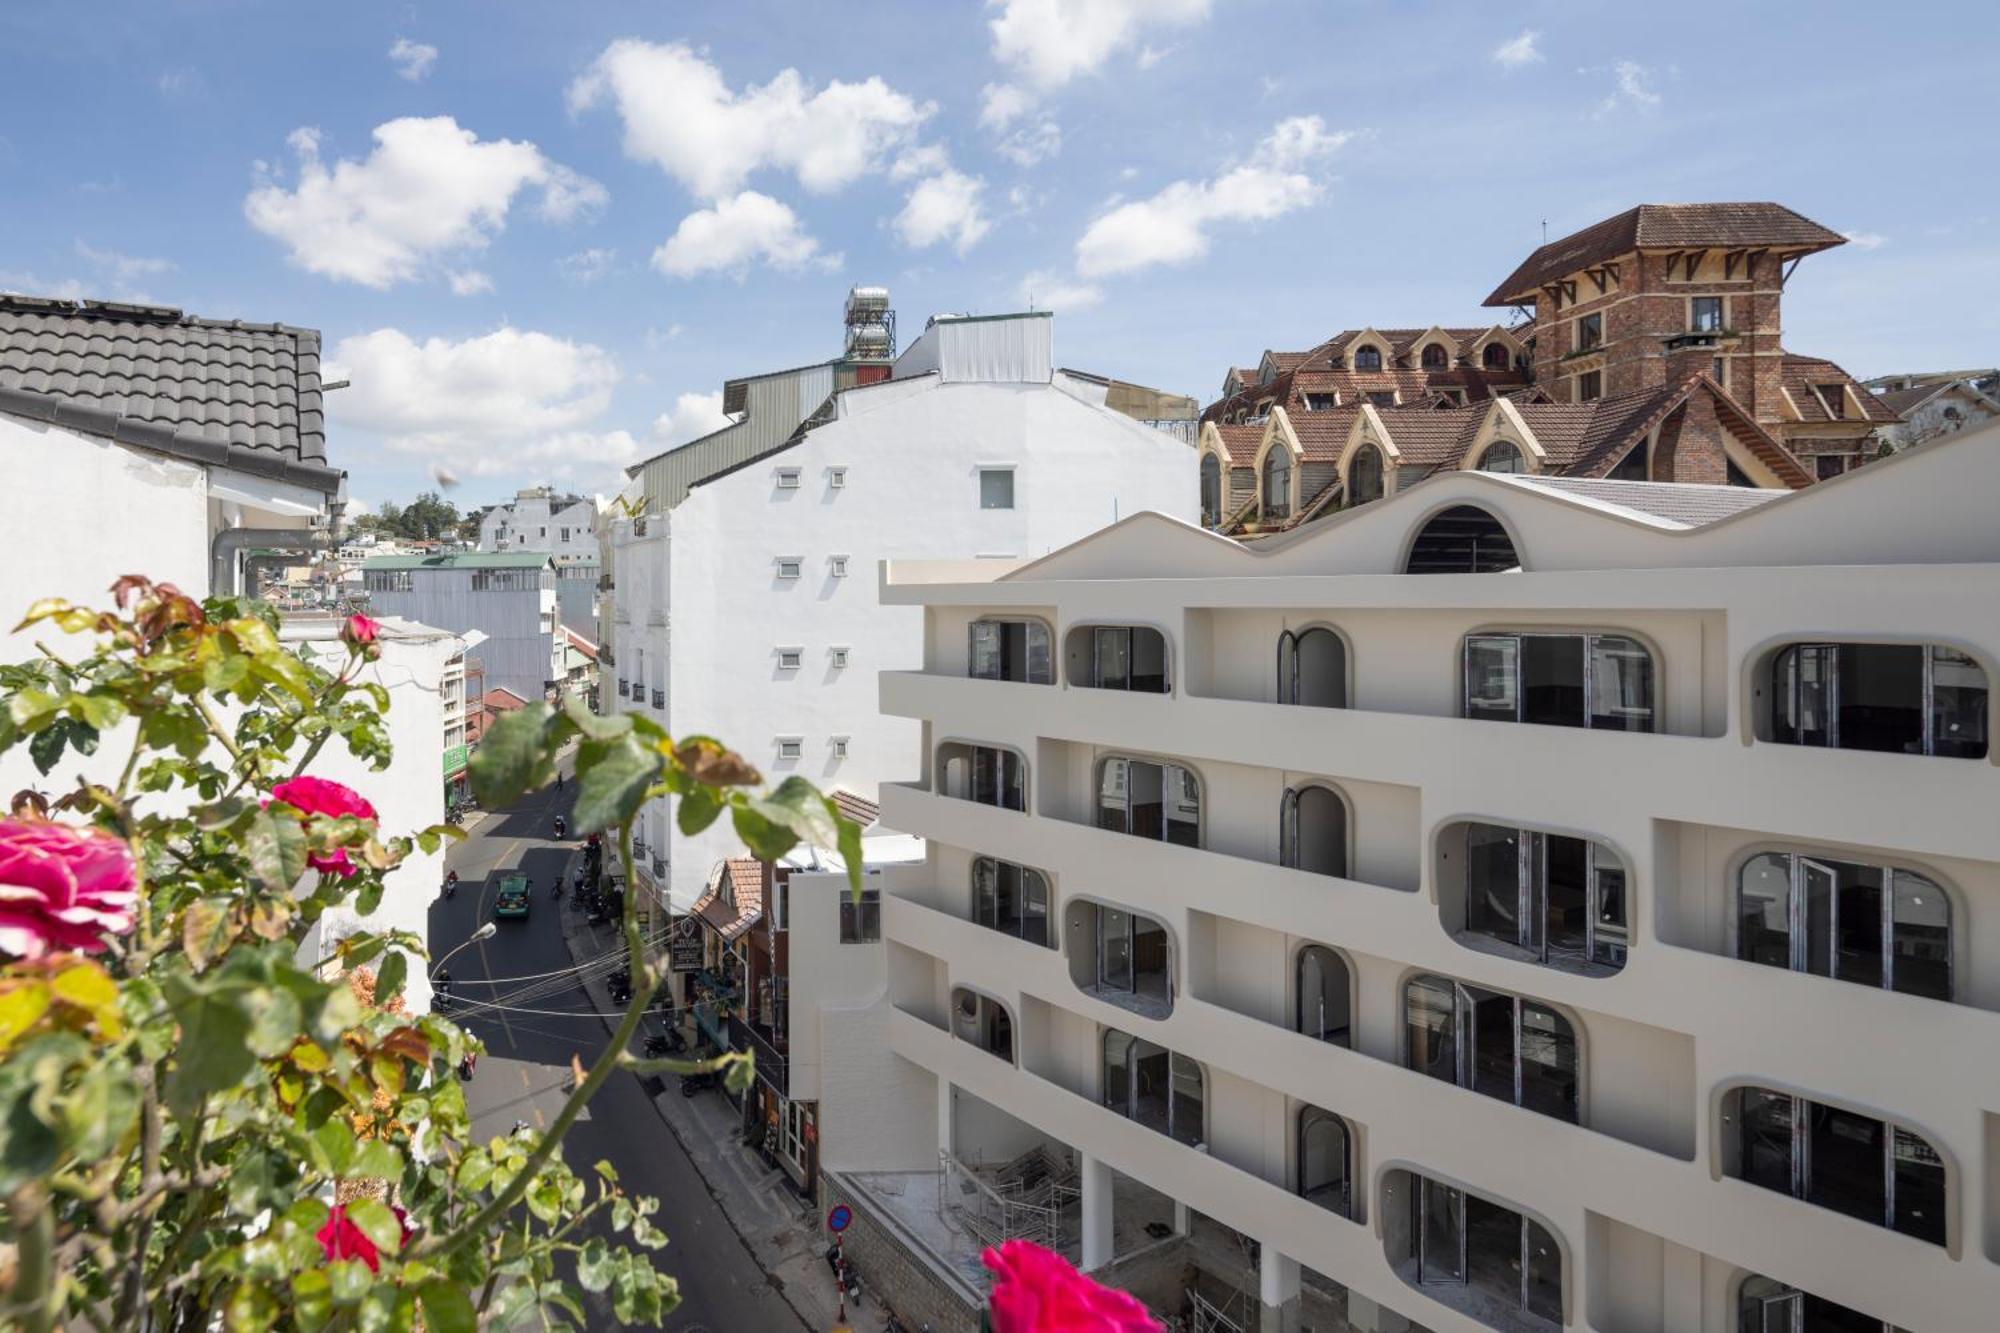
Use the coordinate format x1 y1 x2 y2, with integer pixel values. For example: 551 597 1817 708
564 695 632 740
417 1281 477 1333
572 731 661 834
244 810 308 892
749 775 842 848
204 652 251 695
7 688 58 728
241 982 304 1058
0 984 50 1052
326 1258 372 1308
289 1267 334 1331
676 784 722 836
72 692 125 731
375 951 407 1006
347 1138 402 1181
344 1198 404 1257
309 1116 355 1177
181 896 238 972
837 808 865 896
162 973 258 1114
728 801 798 864
576 1238 614 1293
224 1282 280 1332
469 702 554 808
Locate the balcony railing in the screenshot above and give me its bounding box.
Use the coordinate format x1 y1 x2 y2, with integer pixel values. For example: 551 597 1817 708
727 1015 788 1097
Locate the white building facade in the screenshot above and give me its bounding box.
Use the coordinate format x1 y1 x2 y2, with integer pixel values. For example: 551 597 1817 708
789 426 2000 1333
606 311 1196 908
478 487 600 566
361 552 560 706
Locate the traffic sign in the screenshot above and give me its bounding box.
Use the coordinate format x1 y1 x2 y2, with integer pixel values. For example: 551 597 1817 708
826 1203 852 1233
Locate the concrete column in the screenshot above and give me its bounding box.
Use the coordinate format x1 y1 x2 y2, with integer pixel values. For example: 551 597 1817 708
1080 1154 1114 1272
936 1078 953 1159
1344 1293 1410 1333
1663 1239 1704 1331
1258 1244 1302 1333
1173 1200 1191 1235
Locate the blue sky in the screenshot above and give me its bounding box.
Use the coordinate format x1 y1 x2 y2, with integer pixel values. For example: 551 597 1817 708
3 1 1993 512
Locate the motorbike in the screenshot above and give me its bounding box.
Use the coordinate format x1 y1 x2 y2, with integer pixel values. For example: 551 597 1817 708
457 1053 476 1081
444 805 464 827
679 1068 718 1097
551 879 564 901
825 1245 862 1305
553 815 567 839
443 872 458 899
642 1028 686 1059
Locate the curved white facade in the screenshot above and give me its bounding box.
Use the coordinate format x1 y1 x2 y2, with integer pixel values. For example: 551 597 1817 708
794 424 2000 1332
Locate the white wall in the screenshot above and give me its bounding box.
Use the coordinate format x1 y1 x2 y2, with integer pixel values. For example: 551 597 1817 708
635 370 1196 908
369 571 557 705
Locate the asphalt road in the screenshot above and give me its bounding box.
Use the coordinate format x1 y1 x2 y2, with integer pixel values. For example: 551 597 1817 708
430 769 808 1333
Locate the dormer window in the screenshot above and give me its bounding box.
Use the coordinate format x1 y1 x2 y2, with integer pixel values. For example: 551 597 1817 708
1482 342 1511 370
1353 346 1383 371
1816 384 1848 419
1421 344 1448 370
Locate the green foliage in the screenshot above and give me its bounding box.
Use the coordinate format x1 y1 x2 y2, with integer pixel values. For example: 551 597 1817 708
0 574 863 1329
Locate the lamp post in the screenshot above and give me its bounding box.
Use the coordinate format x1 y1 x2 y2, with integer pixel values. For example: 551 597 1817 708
431 922 497 978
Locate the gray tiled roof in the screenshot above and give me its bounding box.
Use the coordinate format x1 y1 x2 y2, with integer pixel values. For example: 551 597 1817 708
0 294 341 493
1498 474 1788 528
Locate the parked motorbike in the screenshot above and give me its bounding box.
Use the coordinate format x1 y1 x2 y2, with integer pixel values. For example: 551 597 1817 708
553 815 567 839
643 1027 686 1059
443 871 458 899
445 805 464 827
679 1068 718 1097
825 1245 863 1304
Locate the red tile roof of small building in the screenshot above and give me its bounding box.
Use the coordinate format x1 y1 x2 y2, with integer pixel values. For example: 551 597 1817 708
1287 406 1359 461
692 858 765 940
1485 203 1848 305
831 789 880 828
1208 421 1265 463
1780 354 1899 425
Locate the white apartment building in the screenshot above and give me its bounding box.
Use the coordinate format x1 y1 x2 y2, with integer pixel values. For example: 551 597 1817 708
607 309 1195 908
478 486 600 566
787 424 2000 1333
361 552 560 705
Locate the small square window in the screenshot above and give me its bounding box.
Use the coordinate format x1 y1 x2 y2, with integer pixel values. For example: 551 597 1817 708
828 467 847 488
831 736 849 759
829 555 849 578
776 557 802 579
776 468 802 489
979 468 1015 510
830 646 850 669
777 647 803 670
1691 296 1724 333
776 737 803 760
1577 370 1602 402
1575 313 1602 352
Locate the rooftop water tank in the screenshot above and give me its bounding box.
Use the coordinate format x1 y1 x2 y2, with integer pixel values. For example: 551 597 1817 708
846 285 891 318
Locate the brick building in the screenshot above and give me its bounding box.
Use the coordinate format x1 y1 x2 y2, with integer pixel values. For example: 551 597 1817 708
1485 202 1895 476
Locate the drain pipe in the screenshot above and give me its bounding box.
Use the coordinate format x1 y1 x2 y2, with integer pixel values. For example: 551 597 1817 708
210 527 329 598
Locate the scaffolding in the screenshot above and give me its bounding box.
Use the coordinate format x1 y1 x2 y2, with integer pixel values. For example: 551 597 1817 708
937 1146 1077 1254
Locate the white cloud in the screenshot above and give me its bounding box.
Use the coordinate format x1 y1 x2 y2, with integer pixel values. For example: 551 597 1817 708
986 0 1211 92
1492 31 1542 69
890 144 951 182
1842 230 1888 250
996 115 1062 167
505 430 646 483
1017 270 1102 311
895 168 991 253
244 117 606 288
325 326 620 479
979 81 1037 131
157 67 202 99
652 191 833 278
447 270 494 296
389 38 438 81
569 39 931 200
651 391 734 447
558 247 618 283
1074 115 1353 279
1137 44 1173 69
1595 60 1662 114
74 241 173 281
0 271 86 301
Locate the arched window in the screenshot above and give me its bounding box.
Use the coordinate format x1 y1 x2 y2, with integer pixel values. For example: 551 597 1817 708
1098 757 1199 846
1297 1107 1354 1217
938 742 1025 810
1277 627 1347 707
1077 902 1174 1015
1405 505 1519 574
1768 642 1987 758
1405 974 1578 1123
1478 440 1527 474
1407 1172 1563 1326
1200 453 1222 526
1737 852 1950 1000
1354 346 1383 371
1295 945 1351 1046
1262 448 1292 520
1482 341 1511 370
1281 785 1349 877
1421 343 1448 370
1103 1029 1204 1146
1448 820 1628 973
1349 444 1386 506
1727 1087 1944 1245
1462 631 1655 732
973 856 1053 947
1737 1274 1909 1332
951 987 1014 1062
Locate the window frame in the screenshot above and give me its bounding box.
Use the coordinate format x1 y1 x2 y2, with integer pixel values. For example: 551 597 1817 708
1451 820 1630 972
1733 849 1953 1001
1404 973 1583 1124
1766 641 1988 759
1575 312 1603 352
968 617 1055 685
830 736 849 760
827 466 848 489
1410 1173 1564 1325
937 741 1028 812
829 646 850 670
1101 1029 1205 1147
972 855 1054 948
1420 343 1449 370
1068 623 1171 693
1577 369 1603 402
1462 630 1657 733
775 736 803 761
838 887 881 943
775 467 802 489
775 557 803 580
1725 1085 1948 1247
829 555 849 578
1348 442 1386 505
1095 755 1201 847
1297 1105 1355 1219
1691 296 1725 333
1353 345 1384 371
978 467 1016 510
776 646 803 671
1262 446 1293 520
1279 783 1350 878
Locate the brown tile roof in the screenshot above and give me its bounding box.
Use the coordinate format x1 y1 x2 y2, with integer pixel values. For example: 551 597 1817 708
1780 354 1899 424
1285 405 1357 460
1872 384 1944 416
692 858 766 940
1513 379 1814 487
1370 407 1486 467
831 789 880 828
1209 421 1265 462
1484 203 1848 306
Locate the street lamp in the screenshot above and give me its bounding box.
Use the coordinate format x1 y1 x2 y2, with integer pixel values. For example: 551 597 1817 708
431 922 497 978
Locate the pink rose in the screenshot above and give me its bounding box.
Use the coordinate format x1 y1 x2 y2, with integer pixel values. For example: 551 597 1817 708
341 614 381 659
315 1203 410 1273
983 1239 1161 1333
268 776 378 878
0 820 137 959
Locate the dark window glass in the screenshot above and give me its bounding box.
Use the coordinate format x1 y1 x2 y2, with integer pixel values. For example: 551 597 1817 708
1737 854 1793 970
1264 449 1292 519
1094 626 1130 690
1350 444 1385 505
1578 370 1602 401
1200 454 1223 526
1299 1108 1352 1216
1836 643 1925 754
1169 1052 1204 1146
1354 346 1383 371
1521 636 1586 727
1405 977 1457 1085
1418 1179 1463 1284
1525 1220 1564 1323
1892 1127 1946 1244
1469 988 1516 1103
1576 313 1602 351
1406 506 1519 574
1929 646 1988 758
1519 1002 1579 1123
1422 343 1449 369
1296 946 1350 1046
1465 824 1521 945
1738 1087 1797 1197
1692 297 1724 332
1891 869 1950 1001
1463 1195 1522 1312
1807 1102 1887 1230
1542 834 1591 963
838 890 881 943
1483 342 1510 370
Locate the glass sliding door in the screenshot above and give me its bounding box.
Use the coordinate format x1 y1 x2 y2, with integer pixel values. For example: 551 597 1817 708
1520 635 1585 727
1099 907 1134 993
1929 645 1988 757
1589 635 1656 731
1732 1088 1947 1247
1093 626 1131 691
1416 1178 1464 1285
1772 642 1987 757
1464 635 1519 723
1736 853 1953 1001
1405 977 1578 1125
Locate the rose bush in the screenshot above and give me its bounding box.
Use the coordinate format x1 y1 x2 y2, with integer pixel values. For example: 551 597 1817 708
0 575 862 1330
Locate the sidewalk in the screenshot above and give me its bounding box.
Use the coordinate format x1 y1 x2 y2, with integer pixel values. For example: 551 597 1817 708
557 867 845 1333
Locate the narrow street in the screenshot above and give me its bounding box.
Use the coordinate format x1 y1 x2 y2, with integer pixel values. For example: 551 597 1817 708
429 768 808 1333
